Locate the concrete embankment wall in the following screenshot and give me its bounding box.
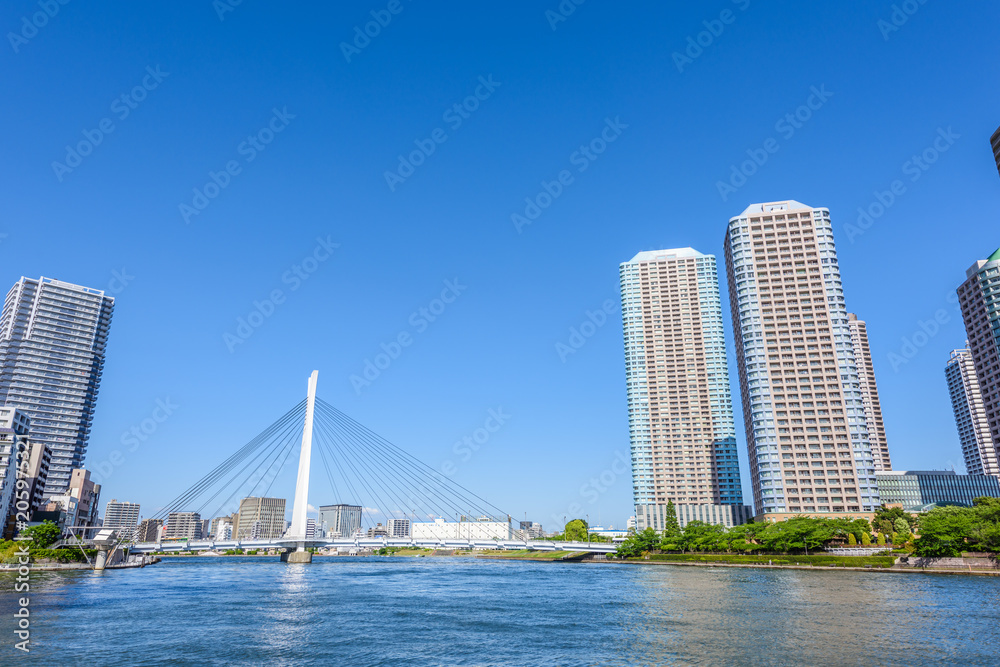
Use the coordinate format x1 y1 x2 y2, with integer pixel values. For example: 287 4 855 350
895 556 999 572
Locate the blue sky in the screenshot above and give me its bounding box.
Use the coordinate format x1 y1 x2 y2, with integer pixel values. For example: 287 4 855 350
3 1 999 529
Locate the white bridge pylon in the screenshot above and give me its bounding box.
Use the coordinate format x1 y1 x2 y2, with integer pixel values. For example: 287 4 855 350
286 370 318 552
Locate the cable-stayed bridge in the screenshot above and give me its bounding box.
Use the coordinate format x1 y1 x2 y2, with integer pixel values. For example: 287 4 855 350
128 372 616 559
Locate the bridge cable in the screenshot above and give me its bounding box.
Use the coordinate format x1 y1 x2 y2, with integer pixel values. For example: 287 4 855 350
317 399 508 517
152 400 306 522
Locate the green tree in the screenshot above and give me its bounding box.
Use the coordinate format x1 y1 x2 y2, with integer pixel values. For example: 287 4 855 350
662 500 681 540
615 528 660 558
678 521 728 553
967 497 1000 553
893 517 911 538
19 521 61 548
874 505 917 531
913 506 973 557
848 533 857 546
758 517 833 553
877 533 886 547
564 519 588 542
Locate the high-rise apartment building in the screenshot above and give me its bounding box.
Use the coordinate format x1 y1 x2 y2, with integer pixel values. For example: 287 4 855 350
0 277 114 497
956 249 1000 465
946 347 1000 476
103 499 140 528
318 503 362 538
847 314 891 470
620 248 747 530
235 496 286 539
724 201 880 517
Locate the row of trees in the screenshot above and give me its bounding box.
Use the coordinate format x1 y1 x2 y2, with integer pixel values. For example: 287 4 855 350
548 519 612 543
911 498 1000 557
615 516 878 558
614 499 1000 559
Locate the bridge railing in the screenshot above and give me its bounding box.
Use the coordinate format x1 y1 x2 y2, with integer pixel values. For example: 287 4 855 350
128 538 618 554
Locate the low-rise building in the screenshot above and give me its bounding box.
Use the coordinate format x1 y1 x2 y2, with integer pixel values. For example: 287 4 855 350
318 503 362 539
136 518 163 543
23 440 50 521
0 406 30 538
637 503 754 530
67 469 101 529
235 497 285 539
411 517 511 541
876 470 1000 510
166 512 202 540
214 519 233 541
103 499 140 529
386 518 411 538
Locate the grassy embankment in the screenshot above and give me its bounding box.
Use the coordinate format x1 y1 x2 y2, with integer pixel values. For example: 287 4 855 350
478 550 575 560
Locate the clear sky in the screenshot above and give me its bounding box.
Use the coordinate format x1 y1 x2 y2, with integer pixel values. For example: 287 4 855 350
3 1 999 529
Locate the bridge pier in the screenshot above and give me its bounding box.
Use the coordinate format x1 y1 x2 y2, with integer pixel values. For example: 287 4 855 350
94 547 110 571
280 548 312 564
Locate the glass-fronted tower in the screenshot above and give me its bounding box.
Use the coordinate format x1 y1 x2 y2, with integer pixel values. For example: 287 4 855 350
620 248 747 530
957 248 1000 466
945 346 1000 477
724 201 879 517
0 277 114 497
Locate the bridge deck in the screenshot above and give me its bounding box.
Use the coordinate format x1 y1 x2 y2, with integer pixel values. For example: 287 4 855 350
129 538 617 554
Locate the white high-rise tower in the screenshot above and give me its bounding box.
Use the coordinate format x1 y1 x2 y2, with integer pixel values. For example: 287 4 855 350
620 248 749 530
724 201 880 517
0 277 114 497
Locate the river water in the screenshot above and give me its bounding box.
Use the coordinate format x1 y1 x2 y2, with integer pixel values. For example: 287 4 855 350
1 556 998 665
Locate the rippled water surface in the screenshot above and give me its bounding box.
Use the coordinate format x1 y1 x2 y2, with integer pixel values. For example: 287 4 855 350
2 556 999 665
